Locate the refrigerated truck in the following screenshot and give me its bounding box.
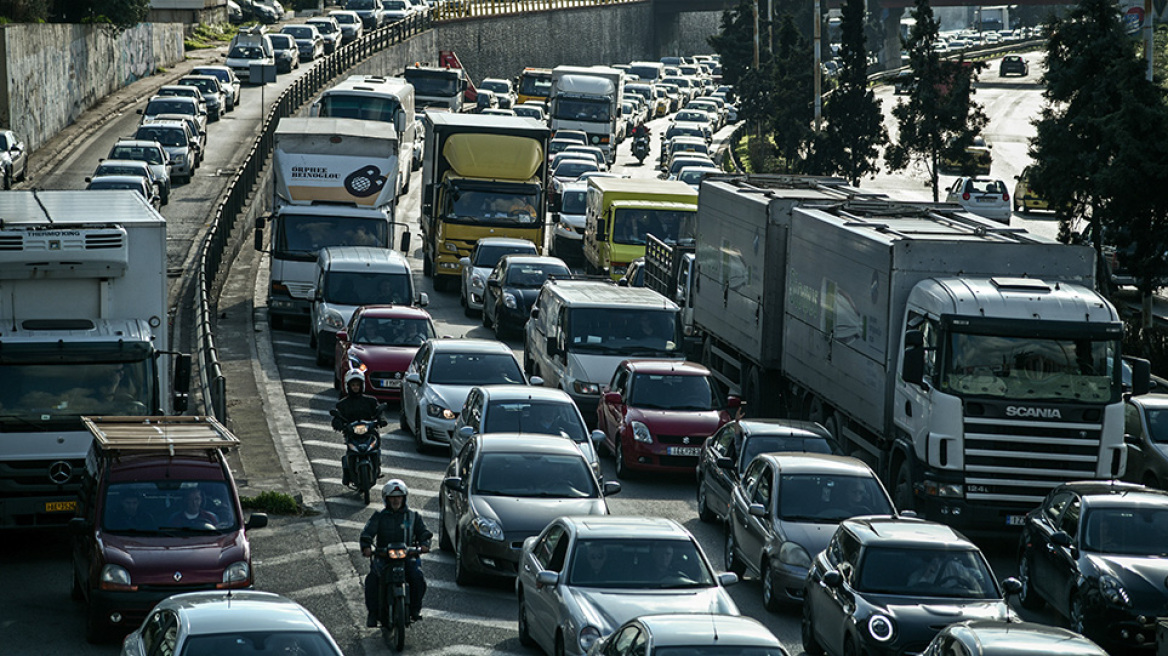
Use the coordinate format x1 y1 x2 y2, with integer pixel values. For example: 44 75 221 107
0 190 190 529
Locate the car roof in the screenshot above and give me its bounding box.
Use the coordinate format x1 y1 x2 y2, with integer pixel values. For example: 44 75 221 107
114 139 165 149
623 359 710 376
1128 393 1168 409
843 516 975 548
88 175 148 187
476 433 585 456
499 255 568 268
640 614 781 648
566 516 689 539
1057 481 1168 508
428 338 514 354
1052 480 1151 497
737 418 832 439
157 591 326 635
945 620 1107 656
98 159 150 170
319 245 410 271
756 453 877 476
354 305 432 320
478 384 575 403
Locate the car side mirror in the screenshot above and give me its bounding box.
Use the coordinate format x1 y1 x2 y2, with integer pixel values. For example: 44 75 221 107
726 396 741 409
716 456 735 470
823 570 844 588
399 231 411 252
530 307 540 320
443 476 465 492
416 292 429 307
529 376 544 386
617 278 628 287
405 372 422 385
246 513 269 530
1130 357 1151 396
487 278 500 288
1001 577 1022 596
536 570 559 587
459 256 471 268
603 481 622 496
590 429 605 444
603 391 622 405
717 572 739 587
1051 531 1073 547
747 503 767 518
457 425 474 439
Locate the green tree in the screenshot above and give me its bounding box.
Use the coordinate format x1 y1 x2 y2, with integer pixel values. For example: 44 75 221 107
810 0 886 184
51 0 149 30
768 14 815 172
708 0 757 90
884 0 987 200
1030 0 1168 300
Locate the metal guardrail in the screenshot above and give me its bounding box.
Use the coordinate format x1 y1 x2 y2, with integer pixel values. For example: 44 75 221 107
195 13 431 422
430 0 642 22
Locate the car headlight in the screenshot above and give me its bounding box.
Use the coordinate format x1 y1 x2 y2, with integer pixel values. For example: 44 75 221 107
171 153 184 164
100 564 132 589
572 380 600 396
470 516 504 541
471 273 485 290
1100 574 1131 606
631 421 652 444
503 292 518 309
427 403 455 420
324 309 345 330
578 625 601 651
223 561 251 584
348 354 365 370
590 135 600 144
868 614 895 642
922 481 964 498
778 541 812 569
445 242 460 253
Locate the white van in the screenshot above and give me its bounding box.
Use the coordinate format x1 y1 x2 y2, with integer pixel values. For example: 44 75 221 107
523 278 683 421
310 246 428 365
226 27 275 82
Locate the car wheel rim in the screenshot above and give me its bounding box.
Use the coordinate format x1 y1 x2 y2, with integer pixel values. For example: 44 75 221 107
1071 594 1084 632
763 567 773 604
724 530 735 570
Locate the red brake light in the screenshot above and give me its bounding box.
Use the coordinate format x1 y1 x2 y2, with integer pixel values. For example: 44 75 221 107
962 192 970 201
1003 192 1010 201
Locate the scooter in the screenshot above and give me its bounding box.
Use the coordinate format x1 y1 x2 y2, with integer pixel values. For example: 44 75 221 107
373 543 422 652
632 135 650 164
331 408 386 504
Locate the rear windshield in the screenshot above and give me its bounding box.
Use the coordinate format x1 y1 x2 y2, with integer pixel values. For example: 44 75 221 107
109 146 164 164
136 126 187 147
145 99 194 116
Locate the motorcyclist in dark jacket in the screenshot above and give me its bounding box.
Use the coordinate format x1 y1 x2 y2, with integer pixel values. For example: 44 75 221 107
360 479 432 627
335 369 383 485
632 122 650 140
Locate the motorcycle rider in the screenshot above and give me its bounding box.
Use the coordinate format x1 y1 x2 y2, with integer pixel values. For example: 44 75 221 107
360 480 432 627
632 121 651 140
334 369 384 486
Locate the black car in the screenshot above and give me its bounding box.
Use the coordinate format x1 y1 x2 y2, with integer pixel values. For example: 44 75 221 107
922 620 1107 656
697 419 839 524
802 516 1021 656
999 55 1029 77
893 70 917 95
724 453 895 611
482 255 571 339
438 433 619 585
1016 480 1168 653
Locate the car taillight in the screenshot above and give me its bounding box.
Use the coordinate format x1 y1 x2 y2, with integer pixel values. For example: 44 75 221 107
1002 191 1010 201
962 192 970 201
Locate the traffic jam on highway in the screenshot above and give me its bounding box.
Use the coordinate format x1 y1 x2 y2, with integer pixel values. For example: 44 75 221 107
2 4 1166 656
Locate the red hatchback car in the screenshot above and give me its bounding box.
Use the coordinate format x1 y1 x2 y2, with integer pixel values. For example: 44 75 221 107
598 359 740 478
333 305 437 400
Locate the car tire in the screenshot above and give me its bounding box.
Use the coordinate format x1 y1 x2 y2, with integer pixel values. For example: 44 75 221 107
84 600 110 644
1069 589 1086 635
614 438 634 480
893 459 915 513
1018 549 1044 610
438 500 453 551
454 536 476 586
398 404 409 433
333 370 341 391
696 473 714 520
762 559 781 612
315 338 330 367
482 305 492 329
517 590 535 647
414 411 425 450
554 633 566 656
71 570 84 602
724 524 745 576
801 596 824 656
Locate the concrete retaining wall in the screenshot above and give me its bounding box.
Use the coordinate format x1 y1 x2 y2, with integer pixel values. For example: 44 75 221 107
0 22 185 152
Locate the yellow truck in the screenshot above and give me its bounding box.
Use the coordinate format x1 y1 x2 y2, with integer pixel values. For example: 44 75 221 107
582 178 698 280
420 113 549 291
516 67 553 105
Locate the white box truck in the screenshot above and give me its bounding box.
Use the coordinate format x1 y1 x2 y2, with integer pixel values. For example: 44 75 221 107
257 117 408 329
0 190 190 529
690 175 1150 532
549 65 624 164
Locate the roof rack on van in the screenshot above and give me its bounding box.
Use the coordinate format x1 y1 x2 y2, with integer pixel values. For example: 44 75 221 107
82 416 240 456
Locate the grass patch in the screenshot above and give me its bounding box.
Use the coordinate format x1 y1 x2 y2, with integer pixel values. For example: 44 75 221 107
185 22 239 50
241 490 307 515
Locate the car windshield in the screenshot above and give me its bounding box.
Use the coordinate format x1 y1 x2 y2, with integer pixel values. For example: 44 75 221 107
630 373 720 411
333 13 358 24
284 26 313 38
323 272 411 306
741 435 837 464
96 164 147 177
1082 508 1168 556
427 352 525 385
777 474 893 523
354 316 433 346
473 452 596 498
857 547 998 598
483 399 586 442
560 189 586 214
505 262 569 288
675 111 710 123
567 538 714 588
228 45 265 59
567 309 681 356
963 178 1006 195
480 81 510 94
611 208 695 246
679 168 715 185
514 106 543 119
309 21 338 34
552 161 597 180
103 481 239 534
179 630 339 655
194 68 233 85
942 331 1119 402
270 35 294 48
554 97 610 122
547 140 574 156
110 146 164 164
473 244 533 268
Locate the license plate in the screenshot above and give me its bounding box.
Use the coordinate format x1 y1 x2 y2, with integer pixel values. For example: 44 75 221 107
1006 515 1027 527
976 196 995 203
378 379 401 388
666 446 701 457
45 500 77 513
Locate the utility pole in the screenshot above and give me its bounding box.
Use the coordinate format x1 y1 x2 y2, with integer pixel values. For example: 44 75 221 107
768 0 774 52
753 0 760 69
813 0 822 130
1146 0 1154 82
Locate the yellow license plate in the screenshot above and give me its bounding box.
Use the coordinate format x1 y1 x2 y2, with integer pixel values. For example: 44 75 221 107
45 500 77 513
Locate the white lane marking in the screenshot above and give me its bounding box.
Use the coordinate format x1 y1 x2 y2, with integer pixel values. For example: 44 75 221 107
272 339 309 349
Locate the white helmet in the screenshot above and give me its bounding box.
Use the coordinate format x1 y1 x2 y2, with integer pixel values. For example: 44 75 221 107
344 369 365 390
382 479 408 501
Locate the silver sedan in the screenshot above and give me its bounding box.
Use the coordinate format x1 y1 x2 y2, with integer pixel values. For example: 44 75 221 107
516 516 739 656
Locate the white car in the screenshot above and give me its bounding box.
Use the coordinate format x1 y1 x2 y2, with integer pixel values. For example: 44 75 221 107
401 339 532 452
674 164 720 190
945 175 1012 223
516 516 739 656
458 237 538 315
120 591 343 656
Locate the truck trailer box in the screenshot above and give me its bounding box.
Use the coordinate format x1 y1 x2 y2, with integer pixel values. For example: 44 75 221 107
274 117 400 209
781 204 1098 438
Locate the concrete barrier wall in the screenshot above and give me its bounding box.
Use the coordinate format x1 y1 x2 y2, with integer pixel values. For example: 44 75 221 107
0 22 185 152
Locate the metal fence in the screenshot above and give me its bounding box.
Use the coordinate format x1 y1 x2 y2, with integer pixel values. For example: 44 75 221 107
430 0 642 22
196 13 431 422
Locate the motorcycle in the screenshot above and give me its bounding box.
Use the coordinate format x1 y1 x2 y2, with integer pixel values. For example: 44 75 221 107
632 134 650 164
330 407 386 504
373 543 422 651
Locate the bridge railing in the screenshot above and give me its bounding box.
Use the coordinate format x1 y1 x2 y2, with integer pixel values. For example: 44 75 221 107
430 0 643 22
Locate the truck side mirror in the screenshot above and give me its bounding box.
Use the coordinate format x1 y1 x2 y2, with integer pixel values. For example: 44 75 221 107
902 329 925 386
394 109 406 134
254 216 266 252
399 231 411 253
596 218 607 237
1130 357 1151 396
173 353 192 413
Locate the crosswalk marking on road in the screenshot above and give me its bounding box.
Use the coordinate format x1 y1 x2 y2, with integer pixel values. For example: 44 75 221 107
309 458 450 481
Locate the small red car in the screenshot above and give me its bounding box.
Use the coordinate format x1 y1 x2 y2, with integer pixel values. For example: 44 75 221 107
598 359 739 478
333 305 436 400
